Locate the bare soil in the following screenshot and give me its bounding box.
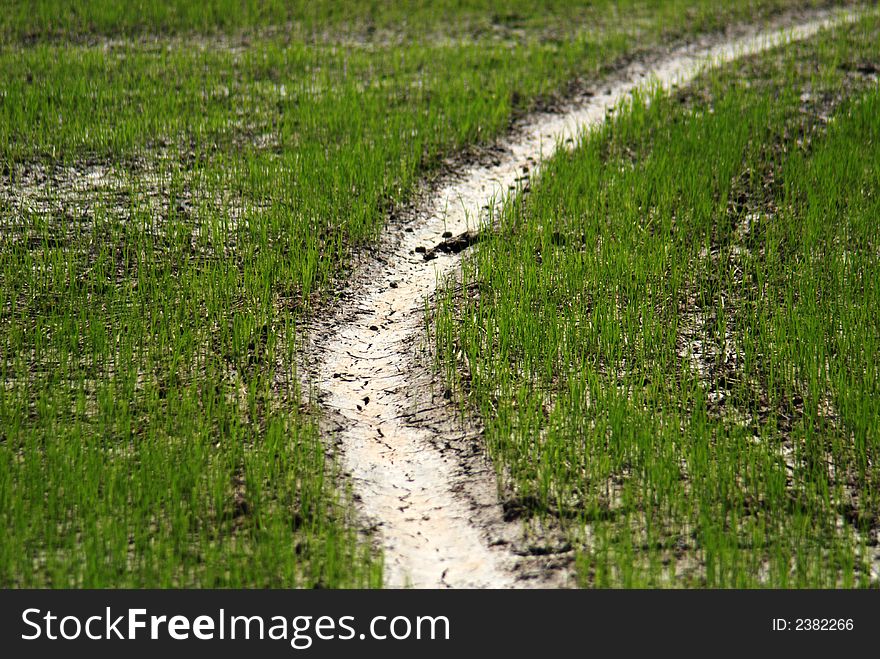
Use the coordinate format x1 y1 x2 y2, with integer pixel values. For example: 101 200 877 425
301 7 864 588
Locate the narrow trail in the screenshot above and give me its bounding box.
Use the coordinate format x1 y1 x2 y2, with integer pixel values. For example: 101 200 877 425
303 9 861 588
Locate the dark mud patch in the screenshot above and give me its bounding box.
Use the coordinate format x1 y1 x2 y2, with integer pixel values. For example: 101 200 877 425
422 230 482 261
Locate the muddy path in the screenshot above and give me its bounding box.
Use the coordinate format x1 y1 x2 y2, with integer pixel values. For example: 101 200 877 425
301 8 863 588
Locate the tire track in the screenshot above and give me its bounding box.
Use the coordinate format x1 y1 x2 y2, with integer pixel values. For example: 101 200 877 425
303 8 863 588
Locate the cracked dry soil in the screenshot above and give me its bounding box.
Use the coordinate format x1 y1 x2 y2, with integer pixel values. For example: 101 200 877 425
301 8 864 588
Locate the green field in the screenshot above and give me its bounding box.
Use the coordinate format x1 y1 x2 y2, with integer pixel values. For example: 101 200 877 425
436 14 880 586
1 1 876 588
0 1 847 43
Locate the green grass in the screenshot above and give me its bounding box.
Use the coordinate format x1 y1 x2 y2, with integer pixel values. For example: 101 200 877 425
0 1 854 44
0 0 868 588
435 14 880 587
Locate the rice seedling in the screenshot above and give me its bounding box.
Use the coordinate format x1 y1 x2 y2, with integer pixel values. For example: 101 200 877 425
0 0 868 588
435 13 880 587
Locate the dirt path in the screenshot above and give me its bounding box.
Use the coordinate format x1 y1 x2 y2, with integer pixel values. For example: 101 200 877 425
302 8 863 588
